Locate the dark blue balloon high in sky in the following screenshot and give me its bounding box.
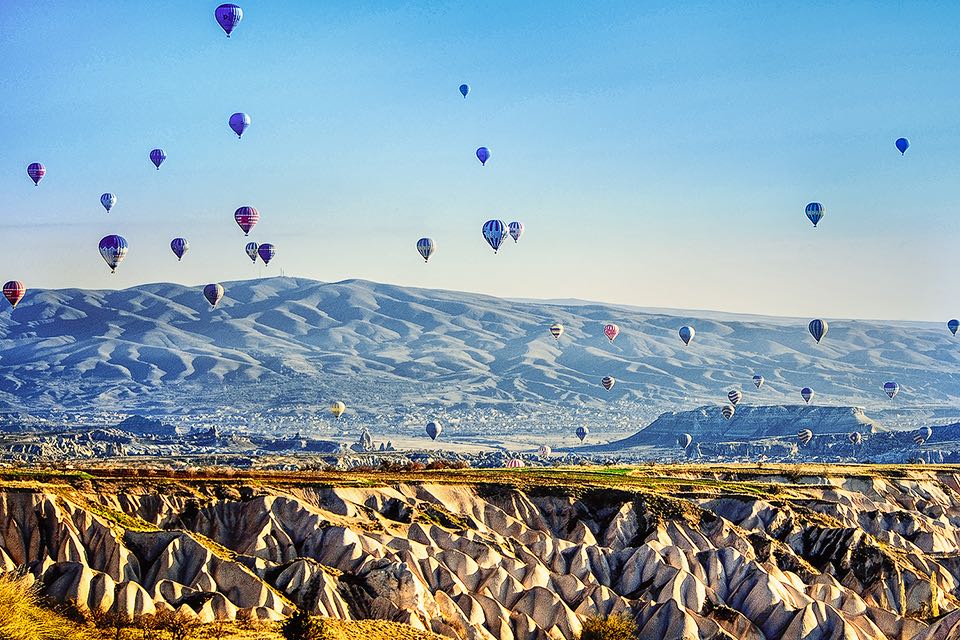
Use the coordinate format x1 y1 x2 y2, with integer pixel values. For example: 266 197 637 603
215 4 243 38
895 137 910 155
229 112 251 139
459 83 470 98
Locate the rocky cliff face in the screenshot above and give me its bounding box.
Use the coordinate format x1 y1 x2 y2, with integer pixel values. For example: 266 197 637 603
3 468 960 639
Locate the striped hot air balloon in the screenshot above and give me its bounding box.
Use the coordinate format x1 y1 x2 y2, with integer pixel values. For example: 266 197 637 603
417 238 436 262
914 434 925 446
801 387 814 404
575 426 589 442
549 323 564 340
234 206 259 235
797 429 813 446
2 281 25 310
482 220 507 253
603 323 620 342
100 193 116 213
883 381 899 399
330 402 346 419
538 444 552 457
508 221 524 243
721 404 735 420
506 458 524 468
245 242 259 263
808 319 828 344
805 202 824 227
601 376 616 391
753 375 764 389
149 148 166 170
677 433 692 449
27 163 45 186
727 390 743 406
679 326 695 346
170 238 189 261
99 235 128 273
203 283 224 307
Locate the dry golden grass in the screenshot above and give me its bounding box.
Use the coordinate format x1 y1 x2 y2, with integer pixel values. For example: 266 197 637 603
0 572 92 640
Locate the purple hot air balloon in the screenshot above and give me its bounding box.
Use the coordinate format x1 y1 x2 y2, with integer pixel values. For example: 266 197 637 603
98 235 128 273
229 112 250 139
476 147 490 166
27 163 45 186
215 4 243 37
257 243 276 265
203 283 225 307
149 148 166 170
170 237 189 261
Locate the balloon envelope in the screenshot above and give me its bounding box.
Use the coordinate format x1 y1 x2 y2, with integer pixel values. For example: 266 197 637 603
215 3 243 37
721 404 735 420
476 147 490 165
482 220 507 252
100 193 116 213
2 281 25 309
808 319 828 344
575 426 589 442
170 238 189 261
426 421 442 440
849 432 862 445
98 235 128 273
753 375 764 389
417 238 436 262
601 376 616 391
895 137 909 155
603 323 620 342
679 326 695 346
203 283 224 307
330 401 346 419
508 221 524 243
459 83 469 98
257 243 276 265
229 112 250 138
727 390 743 406
949 319 959 336
245 242 259 263
549 323 564 340
27 163 45 186
797 429 813 445
678 433 692 449
538 444 552 457
883 381 899 399
805 202 824 227
922 426 933 440
506 458 524 468
801 387 814 403
235 206 259 235
149 149 166 170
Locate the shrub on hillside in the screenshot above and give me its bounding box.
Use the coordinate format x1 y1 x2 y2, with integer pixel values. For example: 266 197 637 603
579 614 638 640
281 609 327 640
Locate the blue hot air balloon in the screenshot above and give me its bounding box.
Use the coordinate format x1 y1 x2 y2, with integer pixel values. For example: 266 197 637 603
204 283 225 307
229 112 250 138
100 193 117 213
257 243 276 266
476 147 491 166
895 137 909 155
426 421 442 440
149 148 166 170
482 220 507 253
99 235 128 273
459 84 470 98
416 238 436 262
245 242 259 263
948 319 959 336
883 381 899 399
575 426 589 442
678 326 695 346
808 319 828 344
27 163 45 186
801 387 814 404
215 4 243 37
753 375 765 389
170 238 189 261
805 202 824 227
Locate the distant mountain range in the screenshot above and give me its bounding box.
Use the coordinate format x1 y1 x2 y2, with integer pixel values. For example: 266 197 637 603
0 277 956 420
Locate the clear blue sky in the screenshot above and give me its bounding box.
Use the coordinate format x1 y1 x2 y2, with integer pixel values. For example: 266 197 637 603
1 1 958 320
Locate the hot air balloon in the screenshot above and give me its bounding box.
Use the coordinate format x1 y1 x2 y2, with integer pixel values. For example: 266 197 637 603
914 434 925 446
849 432 862 445
2 281 25 310
721 404 735 420
922 426 933 440
99 235 128 273
603 323 620 342
459 83 470 98
549 323 564 340
417 238 436 262
753 375 765 389
203 283 224 307
426 421 442 440
538 444 552 457
229 112 251 138
883 381 899 399
576 426 589 442
245 242 259 263
949 319 959 336
506 458 524 468
679 326 695 346
170 238 189 261
601 376 616 391
100 193 116 213
801 387 814 404
482 220 507 253
215 3 243 37
797 429 813 446
895 137 910 155
727 390 743 406
508 221 524 243
257 243 276 266
149 149 166 170
808 319 828 344
330 401 346 419
805 202 824 227
27 163 45 186
234 206 259 235
677 433 692 449
476 147 490 165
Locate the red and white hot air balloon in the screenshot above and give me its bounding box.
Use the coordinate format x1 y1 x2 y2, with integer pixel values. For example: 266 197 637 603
603 323 620 342
2 281 25 309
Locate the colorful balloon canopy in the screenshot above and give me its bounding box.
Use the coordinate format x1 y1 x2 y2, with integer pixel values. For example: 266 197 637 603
203 283 224 307
753 375 764 389
245 242 259 263
508 222 524 243
895 137 909 155
235 206 259 235
721 404 735 420
677 433 692 449
805 202 824 227
727 390 743 406
601 376 616 391
170 238 189 261
914 434 925 446
506 458 524 468
538 444 552 457
575 426 589 442
922 426 933 440
808 318 828 344
215 3 243 37
459 83 470 98
229 112 251 138
883 381 899 399
2 281 25 310
949 319 959 336
100 193 116 213
849 432 863 445
476 146 490 166
417 238 436 262
149 149 166 170
257 243 276 265
679 326 695 346
603 323 620 342
482 220 507 253
330 401 346 419
426 421 442 440
801 387 814 404
99 235 128 273
797 429 813 446
27 163 45 186
549 323 564 340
